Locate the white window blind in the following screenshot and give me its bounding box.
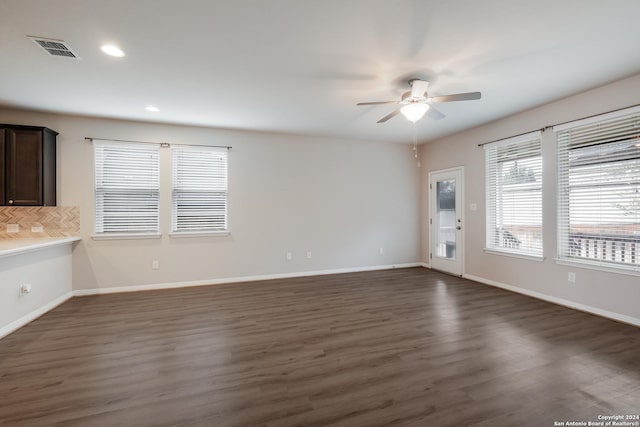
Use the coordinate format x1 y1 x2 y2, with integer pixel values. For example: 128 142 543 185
556 107 640 271
485 132 543 257
172 146 228 233
94 141 160 235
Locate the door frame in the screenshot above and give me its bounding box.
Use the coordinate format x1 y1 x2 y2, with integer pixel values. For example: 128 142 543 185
428 166 465 276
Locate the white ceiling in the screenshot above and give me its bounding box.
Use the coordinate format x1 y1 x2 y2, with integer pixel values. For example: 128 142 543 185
1 0 640 143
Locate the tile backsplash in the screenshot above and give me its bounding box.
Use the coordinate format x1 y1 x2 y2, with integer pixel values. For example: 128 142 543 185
0 206 80 238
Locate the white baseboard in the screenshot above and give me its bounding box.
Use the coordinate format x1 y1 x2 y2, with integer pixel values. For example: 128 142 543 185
73 262 423 296
464 273 640 328
420 262 430 268
0 292 73 339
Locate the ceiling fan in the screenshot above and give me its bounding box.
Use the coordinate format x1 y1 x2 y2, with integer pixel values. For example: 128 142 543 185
357 79 481 123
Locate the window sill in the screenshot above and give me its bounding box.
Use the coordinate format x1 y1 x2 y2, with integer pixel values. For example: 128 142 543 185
483 248 544 262
554 258 640 277
91 233 162 241
169 230 230 238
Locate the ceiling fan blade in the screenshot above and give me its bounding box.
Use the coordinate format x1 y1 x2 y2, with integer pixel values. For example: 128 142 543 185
357 101 398 106
430 92 481 103
426 106 446 120
377 108 402 123
410 79 429 98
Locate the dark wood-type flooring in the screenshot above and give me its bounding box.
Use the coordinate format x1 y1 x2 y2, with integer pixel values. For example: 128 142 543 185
0 268 639 426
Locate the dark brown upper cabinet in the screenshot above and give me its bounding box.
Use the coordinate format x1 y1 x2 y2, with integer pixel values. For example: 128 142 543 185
0 125 57 206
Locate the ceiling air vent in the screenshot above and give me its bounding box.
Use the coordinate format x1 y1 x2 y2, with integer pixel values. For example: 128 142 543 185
28 36 81 60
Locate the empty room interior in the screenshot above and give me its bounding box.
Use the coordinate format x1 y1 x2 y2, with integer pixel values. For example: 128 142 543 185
1 1 639 426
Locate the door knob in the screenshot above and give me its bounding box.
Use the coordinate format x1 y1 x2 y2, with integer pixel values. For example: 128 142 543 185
8 200 13 204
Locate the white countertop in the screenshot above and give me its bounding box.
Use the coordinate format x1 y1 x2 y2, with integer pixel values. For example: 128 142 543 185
0 237 81 258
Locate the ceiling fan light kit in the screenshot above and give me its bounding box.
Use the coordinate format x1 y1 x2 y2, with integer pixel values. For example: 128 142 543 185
401 103 430 123
357 78 481 124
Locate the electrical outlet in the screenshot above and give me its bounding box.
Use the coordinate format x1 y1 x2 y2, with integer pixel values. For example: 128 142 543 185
7 224 19 233
20 283 32 295
152 260 159 270
379 247 384 255
306 251 312 259
568 272 576 283
286 252 292 261
31 226 44 233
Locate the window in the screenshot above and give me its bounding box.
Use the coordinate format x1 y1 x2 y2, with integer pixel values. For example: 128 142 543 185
172 146 228 234
94 141 160 236
485 132 543 258
556 107 640 272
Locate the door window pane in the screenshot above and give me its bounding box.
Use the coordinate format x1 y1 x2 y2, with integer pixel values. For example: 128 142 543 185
436 179 456 259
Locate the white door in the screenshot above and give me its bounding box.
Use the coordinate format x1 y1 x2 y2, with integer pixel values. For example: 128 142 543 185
429 167 464 276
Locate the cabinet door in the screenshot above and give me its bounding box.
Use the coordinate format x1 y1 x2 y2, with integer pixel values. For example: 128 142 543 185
0 129 5 205
6 128 43 205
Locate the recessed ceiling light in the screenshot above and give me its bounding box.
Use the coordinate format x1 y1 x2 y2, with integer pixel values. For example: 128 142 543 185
145 105 159 112
100 44 125 57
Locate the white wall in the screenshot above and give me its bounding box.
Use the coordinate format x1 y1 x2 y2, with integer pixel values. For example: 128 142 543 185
419 73 640 323
0 110 421 290
0 245 73 337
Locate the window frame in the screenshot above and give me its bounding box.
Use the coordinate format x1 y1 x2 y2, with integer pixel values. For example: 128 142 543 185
170 145 229 237
484 131 544 260
555 106 640 274
93 141 161 240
